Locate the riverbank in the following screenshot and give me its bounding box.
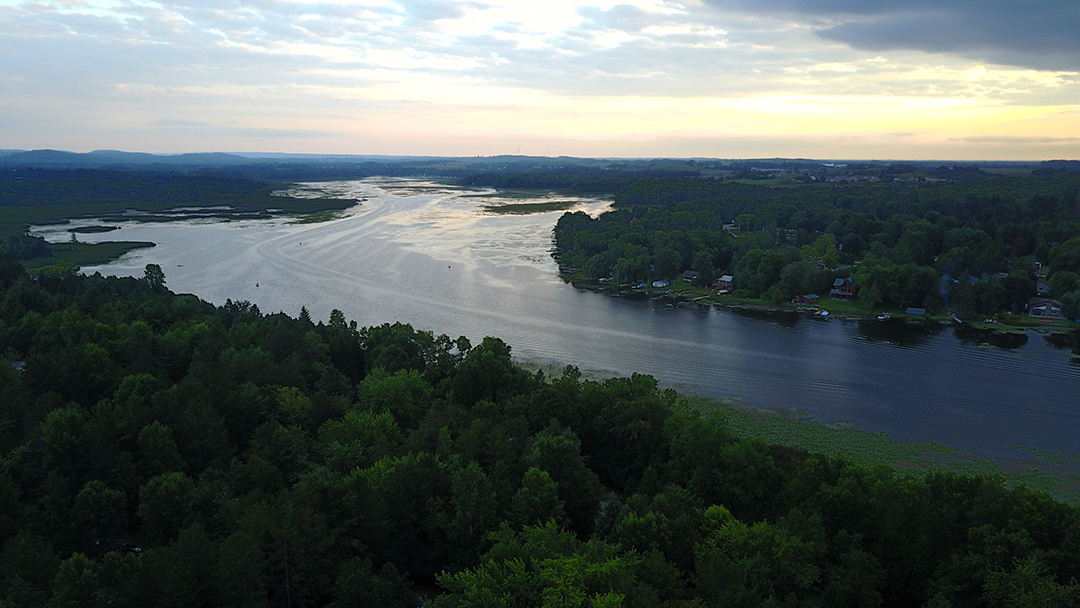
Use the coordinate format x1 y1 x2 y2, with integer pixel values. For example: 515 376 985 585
21 240 157 271
694 396 1080 504
516 357 1080 503
563 272 1080 342
13 186 362 270
68 178 1080 498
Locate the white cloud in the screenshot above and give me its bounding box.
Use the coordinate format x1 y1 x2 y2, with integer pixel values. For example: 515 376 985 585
0 0 1078 157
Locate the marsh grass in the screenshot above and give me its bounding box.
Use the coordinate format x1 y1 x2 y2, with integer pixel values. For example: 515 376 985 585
4 192 360 267
482 201 579 215
291 209 347 224
461 189 559 199
23 241 156 269
688 395 1080 502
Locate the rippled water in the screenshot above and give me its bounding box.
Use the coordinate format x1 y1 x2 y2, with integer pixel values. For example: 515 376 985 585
35 178 1080 460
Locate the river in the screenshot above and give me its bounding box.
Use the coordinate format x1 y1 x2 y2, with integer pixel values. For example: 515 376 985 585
33 178 1080 462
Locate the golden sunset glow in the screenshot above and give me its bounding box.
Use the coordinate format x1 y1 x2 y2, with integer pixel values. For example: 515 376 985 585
2 0 1078 158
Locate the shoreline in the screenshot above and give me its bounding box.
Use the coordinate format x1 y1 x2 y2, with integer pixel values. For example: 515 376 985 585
19 193 361 271
514 356 1080 503
561 272 1080 340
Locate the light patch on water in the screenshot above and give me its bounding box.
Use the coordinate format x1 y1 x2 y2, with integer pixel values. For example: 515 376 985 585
38 177 1080 464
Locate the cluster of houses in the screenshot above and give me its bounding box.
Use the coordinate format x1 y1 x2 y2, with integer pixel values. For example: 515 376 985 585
699 271 1070 321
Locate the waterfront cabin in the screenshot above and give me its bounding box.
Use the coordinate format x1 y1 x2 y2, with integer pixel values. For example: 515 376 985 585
682 270 699 282
1027 298 1063 318
830 277 855 300
795 293 819 306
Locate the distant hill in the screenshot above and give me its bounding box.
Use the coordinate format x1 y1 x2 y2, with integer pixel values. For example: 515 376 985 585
1042 160 1080 170
0 149 255 169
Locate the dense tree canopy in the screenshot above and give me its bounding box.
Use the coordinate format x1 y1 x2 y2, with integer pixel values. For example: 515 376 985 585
554 172 1080 317
0 260 1077 607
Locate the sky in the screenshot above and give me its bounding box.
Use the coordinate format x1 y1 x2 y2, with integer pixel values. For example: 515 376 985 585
2 0 1079 160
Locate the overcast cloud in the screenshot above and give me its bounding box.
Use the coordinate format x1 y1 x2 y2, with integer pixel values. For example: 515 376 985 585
708 0 1080 72
0 0 1078 158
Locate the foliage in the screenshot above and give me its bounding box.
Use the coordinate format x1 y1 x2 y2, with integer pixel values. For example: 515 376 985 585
0 259 1078 607
554 173 1080 317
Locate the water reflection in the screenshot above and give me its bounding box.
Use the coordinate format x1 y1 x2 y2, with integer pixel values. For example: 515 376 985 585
35 178 1080 461
729 307 803 329
953 326 1031 350
854 319 943 347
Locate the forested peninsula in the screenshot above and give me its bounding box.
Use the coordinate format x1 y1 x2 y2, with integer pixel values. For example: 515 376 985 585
549 168 1080 325
0 261 1078 607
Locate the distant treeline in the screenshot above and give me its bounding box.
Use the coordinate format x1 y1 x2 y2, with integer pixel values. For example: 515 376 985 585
459 170 700 192
0 259 1078 607
0 169 278 207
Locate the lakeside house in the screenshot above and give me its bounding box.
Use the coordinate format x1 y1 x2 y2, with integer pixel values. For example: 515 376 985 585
829 277 855 300
714 274 734 295
795 293 819 306
1027 298 1063 318
682 270 699 281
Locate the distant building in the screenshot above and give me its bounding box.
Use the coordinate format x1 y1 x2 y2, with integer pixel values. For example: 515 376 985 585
682 270 699 281
1028 298 1063 318
795 294 819 306
716 274 734 290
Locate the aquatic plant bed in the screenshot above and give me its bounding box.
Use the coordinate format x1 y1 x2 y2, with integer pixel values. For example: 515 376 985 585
689 396 1080 503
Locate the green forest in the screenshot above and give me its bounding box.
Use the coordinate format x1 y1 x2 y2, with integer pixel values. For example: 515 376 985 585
552 171 1080 320
0 260 1078 607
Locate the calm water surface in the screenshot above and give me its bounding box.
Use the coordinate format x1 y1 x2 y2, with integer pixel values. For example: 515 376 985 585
36 178 1080 461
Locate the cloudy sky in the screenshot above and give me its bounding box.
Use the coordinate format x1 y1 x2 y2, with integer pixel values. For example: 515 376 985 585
2 0 1079 159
